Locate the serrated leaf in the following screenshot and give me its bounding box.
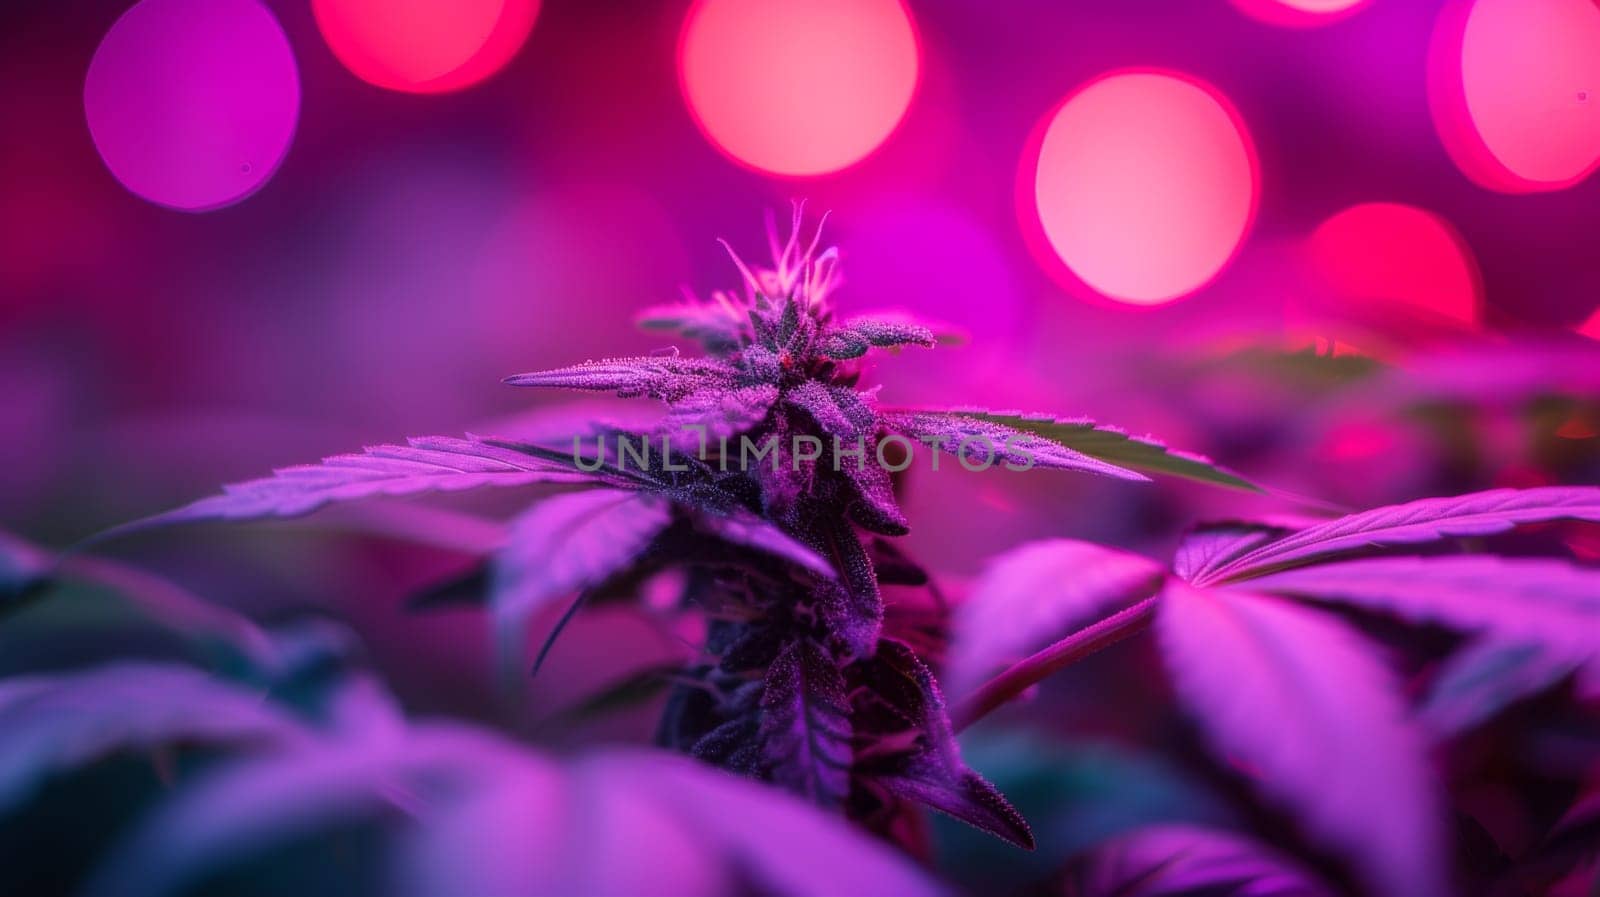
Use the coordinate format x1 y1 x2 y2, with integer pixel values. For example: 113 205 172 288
918 410 1261 491
1205 487 1600 583
103 436 600 537
491 489 674 621
1418 638 1580 739
1241 555 1600 645
1241 556 1600 691
1155 582 1443 897
0 663 305 814
947 539 1166 698
1065 824 1335 897
759 639 853 806
881 410 1153 482
850 640 1034 849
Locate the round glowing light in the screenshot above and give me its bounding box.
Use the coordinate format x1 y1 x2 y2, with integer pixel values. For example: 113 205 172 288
1579 306 1600 340
84 0 299 212
1307 203 1482 327
1231 0 1372 28
313 0 540 94
677 0 920 177
1026 71 1259 306
1428 0 1600 192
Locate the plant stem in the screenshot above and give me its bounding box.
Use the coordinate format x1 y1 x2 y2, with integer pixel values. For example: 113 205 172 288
950 595 1160 734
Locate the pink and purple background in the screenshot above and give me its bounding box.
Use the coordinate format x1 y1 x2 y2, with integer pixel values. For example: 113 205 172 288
3 0 1598 720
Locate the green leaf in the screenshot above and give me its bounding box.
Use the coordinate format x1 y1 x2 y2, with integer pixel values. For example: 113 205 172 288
951 411 1263 493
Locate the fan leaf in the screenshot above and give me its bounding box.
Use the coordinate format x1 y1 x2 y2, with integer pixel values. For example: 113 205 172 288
881 410 1151 481
1205 487 1600 583
1241 556 1600 675
105 436 601 537
0 663 305 814
1172 523 1294 585
1418 638 1581 739
490 488 674 621
947 539 1166 698
928 410 1260 491
1155 582 1444 897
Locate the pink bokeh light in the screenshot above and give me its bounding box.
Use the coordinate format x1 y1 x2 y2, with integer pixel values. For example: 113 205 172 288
1231 0 1373 29
676 0 920 177
1580 307 1600 341
312 0 539 94
83 0 300 212
1427 0 1600 193
1306 202 1483 328
1024 70 1260 307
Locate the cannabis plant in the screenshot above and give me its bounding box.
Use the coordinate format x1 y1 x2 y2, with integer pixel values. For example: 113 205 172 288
104 212 1255 849
949 487 1600 897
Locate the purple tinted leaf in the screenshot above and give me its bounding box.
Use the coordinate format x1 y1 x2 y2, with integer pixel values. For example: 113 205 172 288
1156 582 1444 897
83 724 538 897
951 596 1158 734
491 489 674 621
785 381 863 438
881 410 1152 481
850 640 1034 849
287 502 508 555
0 663 305 813
400 748 948 897
759 639 853 805
1207 487 1600 583
661 384 778 452
947 539 1166 698
1172 524 1292 585
1066 825 1336 897
843 459 910 535
785 386 910 535
818 315 938 359
108 436 599 536
1240 556 1600 675
690 508 834 578
504 354 738 402
813 520 884 657
925 410 1260 491
1418 638 1581 739
58 555 279 667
